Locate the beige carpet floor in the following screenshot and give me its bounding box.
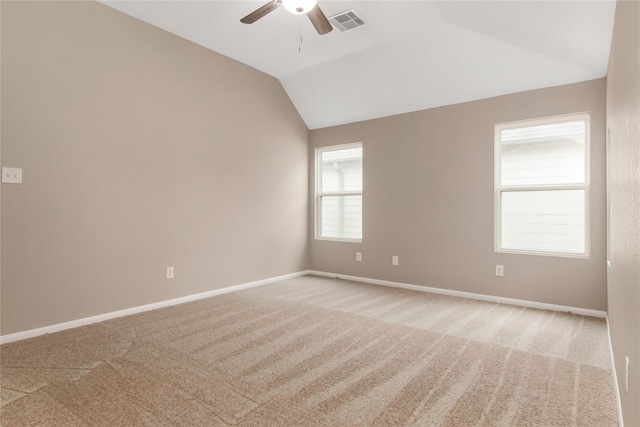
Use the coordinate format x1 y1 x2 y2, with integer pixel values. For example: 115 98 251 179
0 275 619 426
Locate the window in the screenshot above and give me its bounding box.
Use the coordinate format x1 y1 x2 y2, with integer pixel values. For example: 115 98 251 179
316 143 363 241
495 113 590 257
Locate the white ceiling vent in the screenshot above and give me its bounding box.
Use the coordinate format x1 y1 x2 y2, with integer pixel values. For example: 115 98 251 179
328 9 365 32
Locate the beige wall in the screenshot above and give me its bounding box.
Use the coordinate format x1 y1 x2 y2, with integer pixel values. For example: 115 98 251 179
606 1 640 425
0 0 3 339
310 79 607 311
0 1 309 335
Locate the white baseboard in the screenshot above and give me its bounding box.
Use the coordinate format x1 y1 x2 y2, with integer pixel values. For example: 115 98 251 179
309 270 607 318
606 314 625 427
0 270 310 345
1 269 607 345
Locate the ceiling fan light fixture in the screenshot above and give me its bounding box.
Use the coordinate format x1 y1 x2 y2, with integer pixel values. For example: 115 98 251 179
281 0 317 15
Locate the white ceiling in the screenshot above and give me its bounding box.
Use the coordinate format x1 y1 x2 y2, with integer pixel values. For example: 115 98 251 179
100 1 616 130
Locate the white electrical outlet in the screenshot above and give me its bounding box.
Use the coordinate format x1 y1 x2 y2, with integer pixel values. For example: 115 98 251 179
166 266 174 279
356 252 362 262
495 265 504 277
2 167 22 184
392 256 399 266
625 356 630 392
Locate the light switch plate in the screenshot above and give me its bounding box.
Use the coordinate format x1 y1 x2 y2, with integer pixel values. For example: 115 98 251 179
2 167 22 184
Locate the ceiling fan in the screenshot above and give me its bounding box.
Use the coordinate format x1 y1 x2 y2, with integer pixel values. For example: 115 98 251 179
241 0 333 35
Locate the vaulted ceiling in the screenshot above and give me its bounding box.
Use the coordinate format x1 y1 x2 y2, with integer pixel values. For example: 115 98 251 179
100 1 616 129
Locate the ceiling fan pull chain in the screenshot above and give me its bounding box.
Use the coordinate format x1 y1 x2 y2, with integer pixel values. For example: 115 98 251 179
298 19 302 54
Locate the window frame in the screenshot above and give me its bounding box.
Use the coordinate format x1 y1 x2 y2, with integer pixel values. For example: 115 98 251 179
315 142 363 243
494 112 591 258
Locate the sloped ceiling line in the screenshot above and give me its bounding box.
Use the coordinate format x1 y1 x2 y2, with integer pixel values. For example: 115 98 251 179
100 1 616 130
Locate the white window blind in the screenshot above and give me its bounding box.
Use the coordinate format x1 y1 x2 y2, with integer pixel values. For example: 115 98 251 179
495 114 589 256
316 143 363 241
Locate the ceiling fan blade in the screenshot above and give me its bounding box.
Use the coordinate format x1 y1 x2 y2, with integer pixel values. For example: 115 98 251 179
240 0 280 24
307 4 333 35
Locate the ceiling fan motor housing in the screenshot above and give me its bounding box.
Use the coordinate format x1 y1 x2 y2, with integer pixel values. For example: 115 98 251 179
282 0 317 15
